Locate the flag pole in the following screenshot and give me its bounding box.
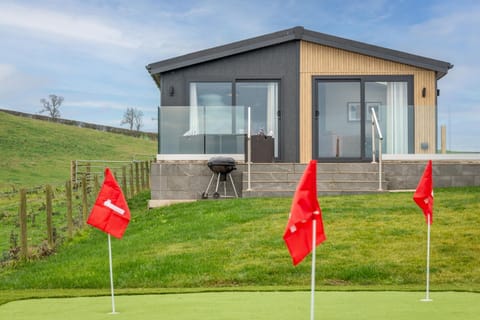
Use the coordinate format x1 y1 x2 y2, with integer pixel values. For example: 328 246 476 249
246 106 252 191
421 215 432 302
310 218 317 320
108 234 118 314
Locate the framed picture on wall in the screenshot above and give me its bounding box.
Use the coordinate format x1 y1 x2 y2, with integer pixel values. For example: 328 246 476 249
347 102 360 121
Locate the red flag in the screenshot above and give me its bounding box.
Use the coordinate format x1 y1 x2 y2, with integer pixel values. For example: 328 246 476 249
413 160 434 225
283 160 326 266
87 168 131 238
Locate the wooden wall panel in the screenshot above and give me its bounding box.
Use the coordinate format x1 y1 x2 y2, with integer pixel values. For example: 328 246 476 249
299 41 437 162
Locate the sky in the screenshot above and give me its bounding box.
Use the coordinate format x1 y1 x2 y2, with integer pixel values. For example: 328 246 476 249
0 0 479 151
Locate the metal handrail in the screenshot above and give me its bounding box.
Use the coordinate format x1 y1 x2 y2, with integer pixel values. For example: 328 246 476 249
246 106 252 191
370 107 383 191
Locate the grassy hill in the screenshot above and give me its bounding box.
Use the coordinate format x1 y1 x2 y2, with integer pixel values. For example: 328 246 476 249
1 187 478 302
0 111 157 189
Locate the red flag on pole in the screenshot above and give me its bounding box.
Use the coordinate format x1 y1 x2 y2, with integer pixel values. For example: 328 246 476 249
87 168 131 238
283 160 326 266
413 160 434 225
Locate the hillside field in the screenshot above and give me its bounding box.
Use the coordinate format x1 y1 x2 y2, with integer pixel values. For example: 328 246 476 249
0 111 156 189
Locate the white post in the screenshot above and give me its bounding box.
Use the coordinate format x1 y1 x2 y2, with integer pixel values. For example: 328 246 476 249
108 234 118 314
310 218 317 320
421 215 432 302
378 139 383 191
247 107 252 191
371 119 376 164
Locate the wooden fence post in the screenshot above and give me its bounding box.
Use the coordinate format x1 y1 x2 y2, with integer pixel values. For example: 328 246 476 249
135 161 140 194
146 160 151 189
19 189 28 260
122 166 128 197
71 160 77 189
140 161 146 190
66 180 73 238
129 163 135 197
81 175 88 225
94 174 100 196
46 185 54 247
86 162 91 193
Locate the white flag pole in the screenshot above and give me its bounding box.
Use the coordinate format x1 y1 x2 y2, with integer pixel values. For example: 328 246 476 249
247 106 252 191
310 217 317 320
421 215 432 302
108 234 118 314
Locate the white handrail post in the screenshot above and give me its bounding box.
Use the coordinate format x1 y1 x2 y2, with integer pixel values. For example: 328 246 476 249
371 118 376 164
247 107 252 191
370 107 383 191
378 138 383 191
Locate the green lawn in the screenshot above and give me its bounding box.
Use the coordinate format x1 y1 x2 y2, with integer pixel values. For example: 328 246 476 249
1 187 479 304
1 291 479 320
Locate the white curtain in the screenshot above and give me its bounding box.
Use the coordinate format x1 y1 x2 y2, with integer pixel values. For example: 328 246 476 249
386 82 408 153
266 82 278 157
184 83 200 136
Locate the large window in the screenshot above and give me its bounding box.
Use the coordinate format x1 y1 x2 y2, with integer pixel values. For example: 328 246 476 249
236 82 279 157
185 80 279 157
365 81 413 155
314 77 413 160
188 82 233 135
316 81 361 158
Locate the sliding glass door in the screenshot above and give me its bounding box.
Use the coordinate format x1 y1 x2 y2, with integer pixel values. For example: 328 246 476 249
314 77 413 161
364 81 413 156
315 80 362 159
185 80 280 157
236 81 279 158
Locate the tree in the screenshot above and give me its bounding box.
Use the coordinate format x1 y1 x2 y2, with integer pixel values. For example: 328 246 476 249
39 94 64 119
121 107 143 131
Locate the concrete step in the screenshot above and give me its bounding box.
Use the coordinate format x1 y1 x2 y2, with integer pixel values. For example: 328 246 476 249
243 189 384 198
245 171 382 181
240 162 380 173
241 162 384 197
242 180 383 192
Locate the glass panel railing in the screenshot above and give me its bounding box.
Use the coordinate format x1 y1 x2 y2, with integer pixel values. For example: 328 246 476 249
158 106 247 155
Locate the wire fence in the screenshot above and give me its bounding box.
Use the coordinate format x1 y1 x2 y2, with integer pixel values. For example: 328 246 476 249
0 159 152 265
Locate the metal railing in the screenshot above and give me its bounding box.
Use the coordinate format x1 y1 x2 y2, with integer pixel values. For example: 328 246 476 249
370 107 383 191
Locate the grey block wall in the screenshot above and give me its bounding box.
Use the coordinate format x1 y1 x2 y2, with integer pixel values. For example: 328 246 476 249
150 161 244 200
150 160 480 201
383 161 480 190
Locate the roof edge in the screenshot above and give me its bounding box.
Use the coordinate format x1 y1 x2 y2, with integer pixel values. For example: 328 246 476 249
147 26 304 75
147 26 453 82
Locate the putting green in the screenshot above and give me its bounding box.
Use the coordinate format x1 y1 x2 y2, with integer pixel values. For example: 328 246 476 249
1 291 479 320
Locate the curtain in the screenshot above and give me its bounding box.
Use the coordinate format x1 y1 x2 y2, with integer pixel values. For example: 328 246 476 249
266 82 278 157
184 83 200 136
386 82 408 153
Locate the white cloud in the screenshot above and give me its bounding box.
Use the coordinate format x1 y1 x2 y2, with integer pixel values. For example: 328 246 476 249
66 100 130 111
66 100 156 114
0 3 140 49
0 64 46 98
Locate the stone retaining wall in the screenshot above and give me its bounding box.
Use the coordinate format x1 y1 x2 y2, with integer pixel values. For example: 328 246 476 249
150 160 480 202
383 160 480 190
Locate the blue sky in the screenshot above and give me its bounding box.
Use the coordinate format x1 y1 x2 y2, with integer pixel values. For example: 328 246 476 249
0 0 479 151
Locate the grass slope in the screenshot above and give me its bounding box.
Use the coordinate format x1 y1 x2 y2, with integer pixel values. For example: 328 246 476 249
0 111 156 188
1 187 478 301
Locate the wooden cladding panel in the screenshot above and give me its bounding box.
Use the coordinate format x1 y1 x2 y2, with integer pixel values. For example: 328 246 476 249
413 70 437 153
299 41 438 162
299 72 313 163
